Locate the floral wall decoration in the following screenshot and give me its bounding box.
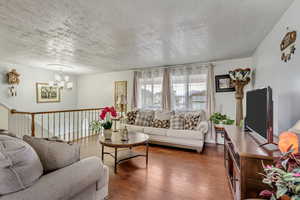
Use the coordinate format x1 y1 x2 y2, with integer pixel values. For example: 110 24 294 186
280 29 297 62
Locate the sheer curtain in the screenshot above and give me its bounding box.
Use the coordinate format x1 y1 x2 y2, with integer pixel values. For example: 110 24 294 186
169 64 208 111
136 69 164 110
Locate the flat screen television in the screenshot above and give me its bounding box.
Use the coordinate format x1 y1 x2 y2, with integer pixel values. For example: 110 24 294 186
245 87 276 146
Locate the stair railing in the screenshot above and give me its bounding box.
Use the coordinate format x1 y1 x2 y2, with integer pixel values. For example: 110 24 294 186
10 108 103 141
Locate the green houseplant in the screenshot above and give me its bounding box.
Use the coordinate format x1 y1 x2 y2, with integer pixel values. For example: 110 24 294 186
209 112 235 127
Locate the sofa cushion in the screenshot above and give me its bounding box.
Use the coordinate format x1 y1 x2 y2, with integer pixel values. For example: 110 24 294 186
0 135 43 195
144 127 167 136
126 110 139 125
151 119 170 129
170 114 185 130
126 124 145 133
166 129 204 140
23 136 80 173
134 111 154 127
184 114 201 130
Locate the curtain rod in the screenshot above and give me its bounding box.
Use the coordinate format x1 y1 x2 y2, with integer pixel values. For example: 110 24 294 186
129 60 213 71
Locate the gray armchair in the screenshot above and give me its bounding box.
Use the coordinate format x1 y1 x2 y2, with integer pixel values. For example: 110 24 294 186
0 156 109 200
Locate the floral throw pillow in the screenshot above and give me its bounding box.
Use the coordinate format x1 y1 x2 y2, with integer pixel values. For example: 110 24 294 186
170 114 185 130
152 119 170 129
126 110 138 125
184 114 201 130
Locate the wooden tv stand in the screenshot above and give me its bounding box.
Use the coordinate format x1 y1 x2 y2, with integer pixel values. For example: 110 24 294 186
224 126 280 200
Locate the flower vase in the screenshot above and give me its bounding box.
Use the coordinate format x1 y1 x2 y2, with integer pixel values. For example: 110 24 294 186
103 129 112 140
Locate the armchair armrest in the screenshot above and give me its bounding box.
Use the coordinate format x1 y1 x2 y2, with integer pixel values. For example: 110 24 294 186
0 157 106 200
196 120 209 135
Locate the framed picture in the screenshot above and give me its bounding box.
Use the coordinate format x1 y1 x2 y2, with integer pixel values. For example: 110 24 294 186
36 83 61 103
114 81 127 112
215 75 235 93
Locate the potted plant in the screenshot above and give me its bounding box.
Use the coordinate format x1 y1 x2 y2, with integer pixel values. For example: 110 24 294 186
209 112 235 129
90 106 117 140
260 146 300 200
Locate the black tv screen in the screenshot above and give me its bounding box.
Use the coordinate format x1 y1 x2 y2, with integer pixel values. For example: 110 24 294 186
245 87 272 140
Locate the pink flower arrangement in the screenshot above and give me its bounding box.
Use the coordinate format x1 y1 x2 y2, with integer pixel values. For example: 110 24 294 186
100 106 117 120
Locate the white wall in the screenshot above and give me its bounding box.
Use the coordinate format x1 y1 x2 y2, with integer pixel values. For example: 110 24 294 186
253 0 300 135
213 57 253 120
0 65 78 112
77 70 133 109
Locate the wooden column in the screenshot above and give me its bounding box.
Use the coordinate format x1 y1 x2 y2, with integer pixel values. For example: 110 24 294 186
233 80 250 126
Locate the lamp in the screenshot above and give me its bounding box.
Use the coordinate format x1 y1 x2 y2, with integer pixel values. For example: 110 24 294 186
278 132 299 154
117 95 127 117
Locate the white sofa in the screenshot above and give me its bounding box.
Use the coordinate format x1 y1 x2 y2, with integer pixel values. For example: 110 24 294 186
126 121 208 153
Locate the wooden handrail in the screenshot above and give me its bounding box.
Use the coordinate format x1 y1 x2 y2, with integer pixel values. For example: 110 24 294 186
11 107 103 115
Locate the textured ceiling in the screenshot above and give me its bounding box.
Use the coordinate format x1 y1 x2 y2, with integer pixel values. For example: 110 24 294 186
0 0 294 74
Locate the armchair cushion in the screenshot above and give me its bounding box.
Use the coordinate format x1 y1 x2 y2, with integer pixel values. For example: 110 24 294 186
0 135 43 195
23 136 80 173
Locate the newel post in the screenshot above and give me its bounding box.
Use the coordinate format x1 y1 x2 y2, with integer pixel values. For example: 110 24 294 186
31 113 35 137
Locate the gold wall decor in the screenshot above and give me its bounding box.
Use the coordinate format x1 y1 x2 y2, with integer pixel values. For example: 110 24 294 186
36 83 61 103
280 30 297 62
114 81 128 113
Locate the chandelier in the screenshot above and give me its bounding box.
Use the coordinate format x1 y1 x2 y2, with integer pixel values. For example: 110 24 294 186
47 64 73 90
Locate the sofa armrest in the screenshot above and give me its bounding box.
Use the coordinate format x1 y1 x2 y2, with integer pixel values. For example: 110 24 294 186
0 157 106 200
196 121 209 135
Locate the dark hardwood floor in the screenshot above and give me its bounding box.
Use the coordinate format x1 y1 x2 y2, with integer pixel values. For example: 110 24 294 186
78 136 233 200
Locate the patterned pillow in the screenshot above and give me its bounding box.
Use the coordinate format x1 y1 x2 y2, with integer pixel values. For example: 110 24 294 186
184 114 200 130
152 119 170 129
126 110 138 125
170 114 185 130
135 112 154 127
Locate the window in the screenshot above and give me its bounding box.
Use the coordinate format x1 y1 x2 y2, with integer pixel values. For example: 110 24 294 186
170 68 207 111
135 67 207 111
137 70 163 110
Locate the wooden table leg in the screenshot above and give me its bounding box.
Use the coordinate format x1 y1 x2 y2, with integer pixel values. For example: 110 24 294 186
146 142 149 167
101 145 104 162
114 147 118 173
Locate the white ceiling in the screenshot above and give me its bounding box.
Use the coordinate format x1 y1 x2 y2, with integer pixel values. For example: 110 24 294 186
0 0 294 74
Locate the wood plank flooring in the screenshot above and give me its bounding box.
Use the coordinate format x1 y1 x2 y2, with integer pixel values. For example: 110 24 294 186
78 135 233 200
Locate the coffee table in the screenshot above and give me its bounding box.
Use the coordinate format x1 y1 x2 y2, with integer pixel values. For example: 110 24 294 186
99 132 149 173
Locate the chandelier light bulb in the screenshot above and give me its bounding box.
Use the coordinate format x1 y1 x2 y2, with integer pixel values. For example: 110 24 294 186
64 76 70 82
54 74 62 82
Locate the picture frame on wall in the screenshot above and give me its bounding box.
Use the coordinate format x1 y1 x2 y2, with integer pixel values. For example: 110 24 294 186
114 81 128 112
215 75 235 93
36 83 61 103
